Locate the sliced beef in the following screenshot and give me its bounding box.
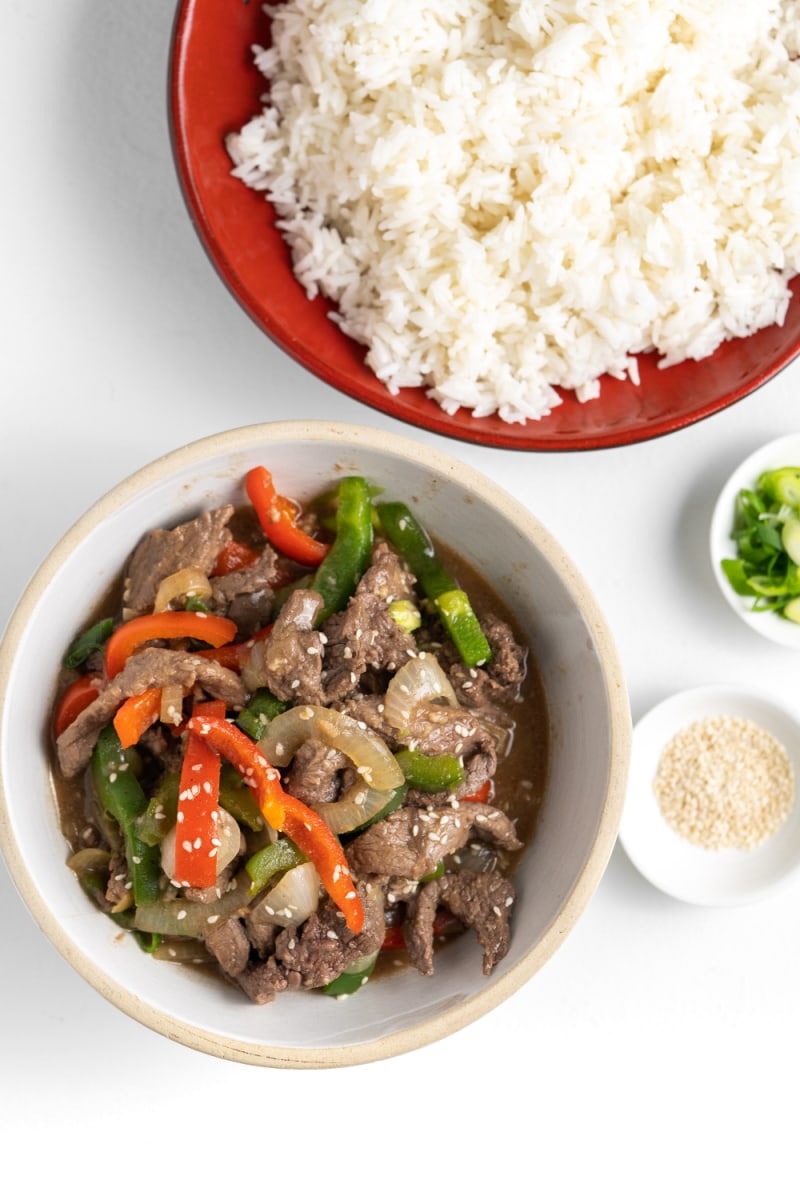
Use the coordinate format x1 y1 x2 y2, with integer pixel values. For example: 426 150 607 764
235 957 288 1006
244 905 279 959
336 693 400 747
246 588 326 705
284 738 348 806
446 613 527 709
404 701 496 760
237 881 384 1004
346 801 521 880
56 647 248 778
404 869 515 976
211 546 278 636
205 916 251 978
104 852 131 911
322 592 417 702
123 506 234 614
357 539 418 604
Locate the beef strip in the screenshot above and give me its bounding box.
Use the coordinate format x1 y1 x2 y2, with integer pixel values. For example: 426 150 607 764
336 693 400 747
283 738 349 806
322 592 417 702
205 917 251 978
246 588 326 705
346 801 521 880
104 852 131 911
211 545 278 636
358 539 418 604
123 506 234 614
237 881 385 1004
320 541 417 702
446 613 527 709
404 701 497 760
404 869 515 976
56 647 248 778
244 905 279 959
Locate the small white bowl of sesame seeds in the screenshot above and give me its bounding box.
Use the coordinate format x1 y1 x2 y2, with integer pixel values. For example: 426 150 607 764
619 684 800 906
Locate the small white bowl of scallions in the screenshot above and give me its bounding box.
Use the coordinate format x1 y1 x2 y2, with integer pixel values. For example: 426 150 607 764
710 433 800 648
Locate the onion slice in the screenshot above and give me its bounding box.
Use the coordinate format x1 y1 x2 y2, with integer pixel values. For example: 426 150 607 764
253 861 321 928
383 652 457 734
313 782 398 835
153 568 213 613
159 683 185 727
258 705 404 791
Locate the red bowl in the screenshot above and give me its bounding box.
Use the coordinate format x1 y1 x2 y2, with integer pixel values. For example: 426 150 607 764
169 0 800 452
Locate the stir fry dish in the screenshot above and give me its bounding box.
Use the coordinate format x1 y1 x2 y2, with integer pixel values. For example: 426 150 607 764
51 468 546 1003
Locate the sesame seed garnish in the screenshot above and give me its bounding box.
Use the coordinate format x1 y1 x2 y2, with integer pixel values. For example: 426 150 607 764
653 715 795 850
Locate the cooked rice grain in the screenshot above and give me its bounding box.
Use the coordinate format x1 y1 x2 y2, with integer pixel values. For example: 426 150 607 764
227 0 800 423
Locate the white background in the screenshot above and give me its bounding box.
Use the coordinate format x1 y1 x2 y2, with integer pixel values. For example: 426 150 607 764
2 4 799 1196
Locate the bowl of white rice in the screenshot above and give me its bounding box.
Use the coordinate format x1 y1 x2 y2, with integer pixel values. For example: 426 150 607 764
169 0 800 451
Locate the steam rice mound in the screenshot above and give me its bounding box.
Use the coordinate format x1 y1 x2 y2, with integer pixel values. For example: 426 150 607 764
227 0 800 424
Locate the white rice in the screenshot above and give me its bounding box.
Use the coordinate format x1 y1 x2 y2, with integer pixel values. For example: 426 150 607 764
227 0 800 424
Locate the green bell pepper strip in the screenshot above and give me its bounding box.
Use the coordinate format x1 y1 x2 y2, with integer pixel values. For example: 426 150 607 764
323 949 380 996
91 725 163 907
311 476 374 623
394 748 466 792
136 772 180 846
218 763 267 832
62 617 114 669
351 783 407 833
245 837 306 896
377 501 492 668
236 687 290 741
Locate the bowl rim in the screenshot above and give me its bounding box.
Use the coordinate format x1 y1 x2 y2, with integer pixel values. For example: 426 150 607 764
166 0 800 453
0 420 631 1066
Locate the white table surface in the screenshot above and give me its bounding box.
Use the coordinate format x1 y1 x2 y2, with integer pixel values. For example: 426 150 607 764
2 5 799 1195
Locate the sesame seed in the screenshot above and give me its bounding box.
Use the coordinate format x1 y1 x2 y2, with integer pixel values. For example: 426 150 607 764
653 715 795 850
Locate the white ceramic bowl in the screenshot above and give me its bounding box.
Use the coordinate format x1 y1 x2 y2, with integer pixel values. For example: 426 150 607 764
710 432 800 648
0 421 630 1067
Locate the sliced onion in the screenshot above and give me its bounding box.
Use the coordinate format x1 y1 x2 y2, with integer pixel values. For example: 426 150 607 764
258 705 404 791
383 652 457 734
153 568 213 613
159 683 185 727
253 861 321 928
67 847 111 874
314 782 397 835
133 873 252 938
160 808 241 882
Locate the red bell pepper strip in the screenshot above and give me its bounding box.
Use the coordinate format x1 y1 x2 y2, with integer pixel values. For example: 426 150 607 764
173 700 226 889
193 623 273 672
113 686 163 748
211 539 261 577
104 611 238 679
460 779 491 804
54 674 102 737
382 909 461 952
185 713 364 933
245 466 328 567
